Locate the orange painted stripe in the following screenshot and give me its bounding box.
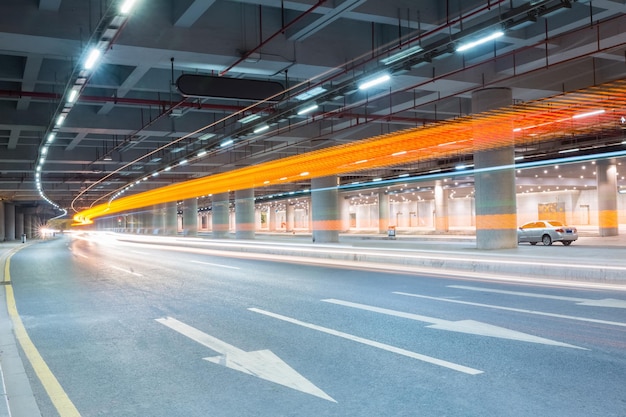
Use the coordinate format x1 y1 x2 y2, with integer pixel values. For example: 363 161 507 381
311 220 343 231
475 213 518 230
235 223 256 231
598 210 619 228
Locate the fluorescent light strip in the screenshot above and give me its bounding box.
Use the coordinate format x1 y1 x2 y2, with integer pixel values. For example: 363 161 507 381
358 74 391 90
239 114 262 124
294 86 327 101
380 45 423 65
84 48 101 70
297 103 319 115
120 0 137 14
198 132 216 140
254 124 270 134
220 139 234 147
457 31 504 52
67 89 79 103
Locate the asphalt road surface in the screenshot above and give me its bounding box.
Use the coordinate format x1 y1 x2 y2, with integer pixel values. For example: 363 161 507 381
6 233 626 417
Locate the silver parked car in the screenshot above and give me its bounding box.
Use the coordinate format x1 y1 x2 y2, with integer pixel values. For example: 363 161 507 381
517 220 578 246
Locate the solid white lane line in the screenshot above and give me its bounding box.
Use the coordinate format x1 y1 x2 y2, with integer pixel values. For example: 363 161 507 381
394 292 626 327
248 307 483 375
447 285 626 308
111 265 143 277
191 260 240 270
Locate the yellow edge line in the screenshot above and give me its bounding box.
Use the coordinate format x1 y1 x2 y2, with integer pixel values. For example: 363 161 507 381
4 251 82 417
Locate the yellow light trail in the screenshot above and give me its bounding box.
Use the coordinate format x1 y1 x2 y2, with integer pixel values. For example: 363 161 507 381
74 79 626 225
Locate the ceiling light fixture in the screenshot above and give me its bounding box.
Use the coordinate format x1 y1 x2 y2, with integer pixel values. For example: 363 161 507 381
456 31 504 52
296 103 319 115
358 74 391 90
220 139 234 147
253 124 270 134
84 48 101 70
238 114 262 124
120 0 137 14
380 45 423 65
198 132 216 140
67 89 79 103
294 86 327 101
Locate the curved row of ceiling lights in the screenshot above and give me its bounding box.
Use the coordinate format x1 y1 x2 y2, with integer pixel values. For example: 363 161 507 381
34 0 139 214
70 0 585 212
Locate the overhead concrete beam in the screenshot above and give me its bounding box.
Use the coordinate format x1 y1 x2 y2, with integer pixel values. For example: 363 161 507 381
39 0 62 12
174 0 216 28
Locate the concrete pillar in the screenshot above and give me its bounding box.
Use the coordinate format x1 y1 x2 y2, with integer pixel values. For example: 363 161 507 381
268 205 277 232
378 191 389 233
235 189 255 239
597 159 618 236
3 203 15 240
286 203 295 232
151 205 161 234
434 180 449 233
340 196 350 232
472 88 517 249
164 202 178 235
183 198 198 236
24 214 32 239
212 192 230 238
0 202 5 241
15 211 24 240
311 176 339 243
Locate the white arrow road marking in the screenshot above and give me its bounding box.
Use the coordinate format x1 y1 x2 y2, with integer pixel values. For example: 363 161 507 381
394 292 626 328
248 308 483 375
191 260 240 270
447 285 626 308
155 316 335 402
322 299 585 350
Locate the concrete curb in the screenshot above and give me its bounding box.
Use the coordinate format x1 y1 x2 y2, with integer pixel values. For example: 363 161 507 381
0 243 43 417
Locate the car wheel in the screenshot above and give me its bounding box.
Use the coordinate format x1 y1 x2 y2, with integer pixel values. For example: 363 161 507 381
542 234 552 246
563 241 572 246
530 242 537 245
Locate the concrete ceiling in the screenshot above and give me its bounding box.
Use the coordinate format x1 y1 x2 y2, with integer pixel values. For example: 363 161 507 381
0 0 625 218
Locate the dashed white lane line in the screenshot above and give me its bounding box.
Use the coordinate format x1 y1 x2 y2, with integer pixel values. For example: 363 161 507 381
249 307 483 375
394 292 626 327
191 260 240 270
111 265 143 277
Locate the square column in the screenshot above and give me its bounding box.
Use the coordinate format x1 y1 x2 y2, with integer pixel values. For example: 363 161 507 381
597 160 618 236
311 176 339 243
472 88 517 249
235 188 255 239
212 192 230 238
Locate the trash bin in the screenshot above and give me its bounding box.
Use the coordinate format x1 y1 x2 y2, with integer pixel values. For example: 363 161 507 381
387 226 396 239
21 234 26 243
